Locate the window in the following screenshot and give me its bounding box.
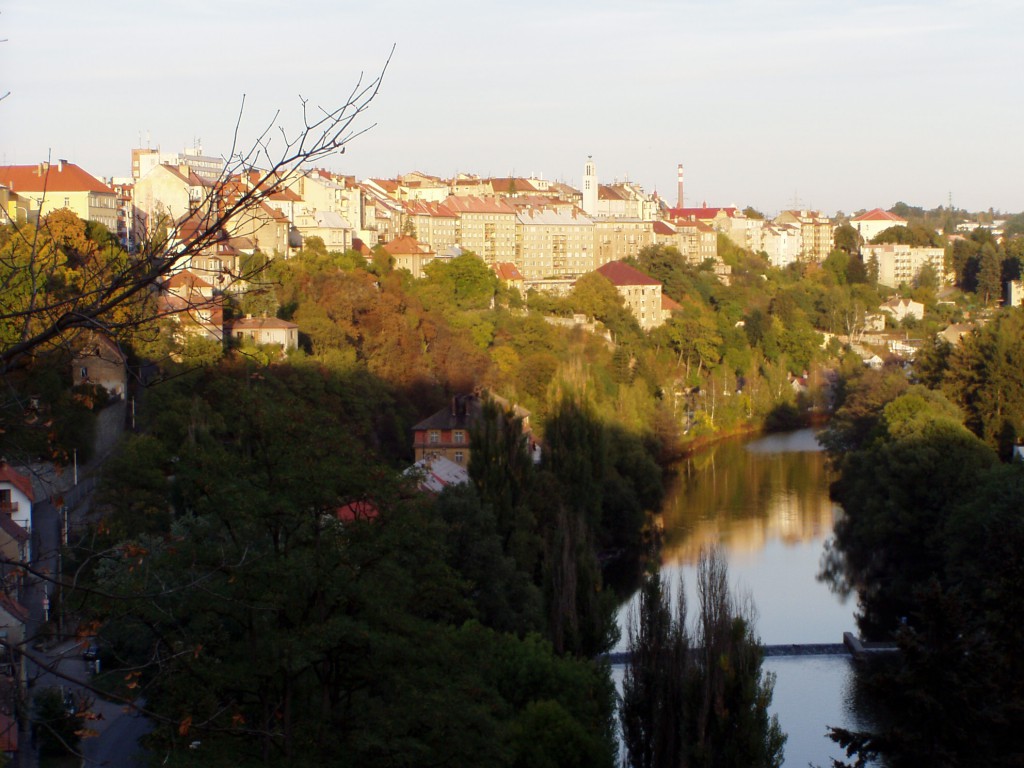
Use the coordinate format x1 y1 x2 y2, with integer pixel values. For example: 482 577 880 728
453 430 465 444
454 450 464 464
428 430 441 445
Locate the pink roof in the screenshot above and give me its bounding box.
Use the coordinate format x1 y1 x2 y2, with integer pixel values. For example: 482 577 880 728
595 261 661 287
441 195 516 215
852 208 907 223
0 462 33 503
665 206 737 220
0 161 112 194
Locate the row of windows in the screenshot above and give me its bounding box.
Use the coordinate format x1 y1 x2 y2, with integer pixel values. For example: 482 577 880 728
427 430 466 444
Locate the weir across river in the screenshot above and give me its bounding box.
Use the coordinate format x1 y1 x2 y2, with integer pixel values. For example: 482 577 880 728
604 633 898 666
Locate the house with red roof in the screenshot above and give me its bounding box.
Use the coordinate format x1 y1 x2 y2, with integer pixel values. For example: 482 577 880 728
404 200 458 253
493 262 525 292
382 235 436 278
851 208 908 243
594 261 671 330
0 160 117 231
441 196 517 264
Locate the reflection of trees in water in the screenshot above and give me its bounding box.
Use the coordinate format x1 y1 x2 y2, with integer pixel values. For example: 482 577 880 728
661 436 837 564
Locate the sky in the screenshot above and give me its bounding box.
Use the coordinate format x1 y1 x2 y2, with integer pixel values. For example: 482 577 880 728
2 0 1023 216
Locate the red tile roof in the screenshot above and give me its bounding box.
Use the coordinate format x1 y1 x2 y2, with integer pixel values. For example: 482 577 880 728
383 235 432 255
337 499 379 523
662 294 682 312
0 161 112 194
165 270 214 291
493 262 524 282
441 195 516 215
852 208 907 223
665 206 738 220
0 463 33 503
595 261 661 287
652 220 676 236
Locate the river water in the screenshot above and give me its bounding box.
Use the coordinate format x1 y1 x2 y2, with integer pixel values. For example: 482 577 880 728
614 429 874 767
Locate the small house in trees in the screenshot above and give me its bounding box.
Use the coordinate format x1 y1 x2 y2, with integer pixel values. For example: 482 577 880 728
381 235 435 278
224 315 299 351
411 392 531 467
157 270 224 343
594 261 669 331
879 297 924 323
72 331 128 401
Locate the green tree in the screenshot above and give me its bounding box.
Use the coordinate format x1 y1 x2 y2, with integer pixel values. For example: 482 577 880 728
621 550 785 768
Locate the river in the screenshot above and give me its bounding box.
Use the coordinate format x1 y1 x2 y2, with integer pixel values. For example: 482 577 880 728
614 429 875 767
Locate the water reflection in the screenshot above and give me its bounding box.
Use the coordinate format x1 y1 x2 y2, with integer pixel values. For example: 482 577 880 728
614 430 865 766
662 436 837 566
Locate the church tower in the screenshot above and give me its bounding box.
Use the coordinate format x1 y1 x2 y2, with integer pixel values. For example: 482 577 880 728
582 156 598 215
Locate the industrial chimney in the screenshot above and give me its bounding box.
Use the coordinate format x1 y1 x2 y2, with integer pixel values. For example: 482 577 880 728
676 163 684 209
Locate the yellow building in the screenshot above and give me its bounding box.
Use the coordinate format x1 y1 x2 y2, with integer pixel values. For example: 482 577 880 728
1 160 117 231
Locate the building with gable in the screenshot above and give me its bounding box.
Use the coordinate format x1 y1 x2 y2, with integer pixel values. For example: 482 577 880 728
851 208 907 243
225 315 299 350
773 210 834 262
404 200 458 253
382 235 436 278
595 261 671 330
0 160 117 231
412 393 532 467
581 158 659 220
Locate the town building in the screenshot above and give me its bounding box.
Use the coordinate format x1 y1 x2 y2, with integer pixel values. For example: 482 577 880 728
514 206 595 279
879 297 925 323
0 161 117 232
411 393 532 467
224 316 299 350
442 196 518 264
861 243 945 288
595 261 671 330
382 235 435 278
773 210 834 262
850 208 907 243
404 200 458 253
581 158 659 220
72 332 128 401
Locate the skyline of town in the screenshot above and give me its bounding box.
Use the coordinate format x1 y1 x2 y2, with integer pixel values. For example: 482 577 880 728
3 0 1023 215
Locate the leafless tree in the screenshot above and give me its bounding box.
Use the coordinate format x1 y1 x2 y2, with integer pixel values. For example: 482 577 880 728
0 49 392 375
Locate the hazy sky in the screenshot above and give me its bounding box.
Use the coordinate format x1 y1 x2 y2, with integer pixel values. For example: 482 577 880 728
3 0 1022 215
